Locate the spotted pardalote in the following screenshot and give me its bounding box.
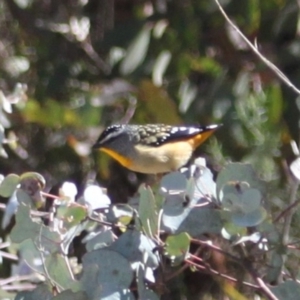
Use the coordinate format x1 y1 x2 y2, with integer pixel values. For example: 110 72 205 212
93 124 221 174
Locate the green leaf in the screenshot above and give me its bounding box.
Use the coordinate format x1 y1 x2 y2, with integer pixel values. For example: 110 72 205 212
18 239 45 274
222 222 248 237
79 249 134 299
222 183 261 214
271 280 300 300
85 230 114 251
19 172 46 208
10 204 41 243
231 207 267 227
162 190 222 236
82 249 133 286
178 79 197 114
266 83 283 124
19 172 46 189
120 24 152 75
52 290 88 300
45 253 75 289
137 264 160 300
10 204 61 253
161 171 187 193
165 232 190 258
109 230 159 269
16 189 36 206
216 163 266 200
152 19 168 39
138 184 158 237
239 188 261 213
57 203 87 228
266 252 283 283
0 174 20 197
152 50 171 86
15 283 52 300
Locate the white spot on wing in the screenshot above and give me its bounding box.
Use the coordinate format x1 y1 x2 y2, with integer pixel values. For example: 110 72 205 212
207 124 221 130
187 127 199 134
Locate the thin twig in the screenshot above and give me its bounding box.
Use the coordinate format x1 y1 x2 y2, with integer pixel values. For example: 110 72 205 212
80 39 111 74
165 247 202 281
0 274 40 286
273 198 300 223
185 258 259 289
214 0 300 95
1 283 37 291
192 238 278 299
282 182 300 245
246 267 279 300
191 238 240 262
0 250 18 261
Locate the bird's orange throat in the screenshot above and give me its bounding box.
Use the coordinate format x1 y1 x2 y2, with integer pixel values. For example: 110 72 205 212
100 147 132 168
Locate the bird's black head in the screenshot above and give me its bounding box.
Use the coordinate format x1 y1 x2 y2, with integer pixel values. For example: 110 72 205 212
92 124 125 148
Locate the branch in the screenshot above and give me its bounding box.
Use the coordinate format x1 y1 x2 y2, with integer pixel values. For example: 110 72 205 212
246 267 279 300
273 198 300 223
186 253 260 289
192 238 279 299
214 0 300 95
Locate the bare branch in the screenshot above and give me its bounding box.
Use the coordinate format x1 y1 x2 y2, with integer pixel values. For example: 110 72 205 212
214 0 300 95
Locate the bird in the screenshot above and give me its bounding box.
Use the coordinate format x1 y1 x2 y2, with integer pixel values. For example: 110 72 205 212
92 123 221 174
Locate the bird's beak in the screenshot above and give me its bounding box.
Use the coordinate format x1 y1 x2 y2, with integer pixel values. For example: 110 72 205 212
92 141 102 149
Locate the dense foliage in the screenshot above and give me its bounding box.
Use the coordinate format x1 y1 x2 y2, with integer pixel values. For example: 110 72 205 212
1 0 300 299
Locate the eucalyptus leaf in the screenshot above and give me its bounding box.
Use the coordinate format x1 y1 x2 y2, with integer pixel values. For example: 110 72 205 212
1 190 18 229
152 50 171 86
10 204 61 253
160 171 187 193
138 184 158 237
271 280 300 300
15 283 52 300
57 203 87 228
193 167 217 200
79 249 133 299
81 249 133 287
137 264 159 300
84 230 114 251
19 172 46 189
10 204 41 243
52 290 88 300
120 25 152 75
18 239 44 274
0 173 19 197
165 232 190 258
231 207 267 227
162 192 222 236
109 230 159 269
45 253 75 289
216 163 266 200
266 251 283 283
222 186 261 214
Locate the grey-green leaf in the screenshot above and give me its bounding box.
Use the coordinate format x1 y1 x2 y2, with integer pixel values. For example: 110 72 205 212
165 232 190 258
120 25 152 75
216 163 266 200
231 207 267 227
45 253 75 289
152 50 171 86
138 184 158 237
0 173 20 197
271 280 300 300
